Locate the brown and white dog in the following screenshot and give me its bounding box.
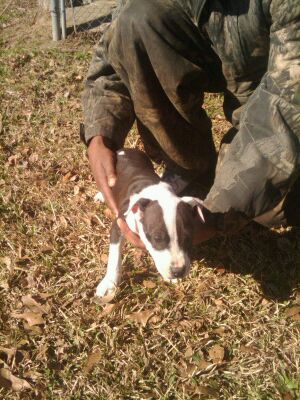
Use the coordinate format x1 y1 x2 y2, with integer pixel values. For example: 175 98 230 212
95 148 204 297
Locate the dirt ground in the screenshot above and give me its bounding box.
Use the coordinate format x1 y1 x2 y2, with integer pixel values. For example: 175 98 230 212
1 1 300 399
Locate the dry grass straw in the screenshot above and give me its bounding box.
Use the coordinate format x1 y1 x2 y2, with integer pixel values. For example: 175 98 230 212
0 2 300 399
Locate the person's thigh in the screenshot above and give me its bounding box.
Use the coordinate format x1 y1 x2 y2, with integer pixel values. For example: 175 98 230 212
104 0 223 175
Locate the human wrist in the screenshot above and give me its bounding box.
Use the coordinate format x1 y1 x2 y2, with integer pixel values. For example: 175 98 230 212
87 135 118 152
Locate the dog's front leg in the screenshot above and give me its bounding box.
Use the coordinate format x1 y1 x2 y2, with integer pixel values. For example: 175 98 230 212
96 220 124 297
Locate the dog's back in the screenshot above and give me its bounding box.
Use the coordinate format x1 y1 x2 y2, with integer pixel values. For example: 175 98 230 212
113 149 160 215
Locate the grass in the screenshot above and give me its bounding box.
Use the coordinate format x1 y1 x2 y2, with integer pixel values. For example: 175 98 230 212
1 2 300 400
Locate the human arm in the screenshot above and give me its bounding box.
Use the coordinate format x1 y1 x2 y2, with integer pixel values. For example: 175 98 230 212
82 14 135 213
204 0 300 227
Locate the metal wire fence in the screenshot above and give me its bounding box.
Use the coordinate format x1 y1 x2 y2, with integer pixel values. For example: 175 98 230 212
51 0 116 40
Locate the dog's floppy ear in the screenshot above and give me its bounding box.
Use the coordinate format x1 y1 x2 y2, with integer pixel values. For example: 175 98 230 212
131 198 151 214
181 196 205 222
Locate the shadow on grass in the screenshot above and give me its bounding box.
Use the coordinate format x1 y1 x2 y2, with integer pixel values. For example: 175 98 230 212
193 223 300 301
66 13 112 35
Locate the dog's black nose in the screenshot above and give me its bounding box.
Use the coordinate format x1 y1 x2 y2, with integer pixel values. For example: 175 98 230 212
170 266 186 278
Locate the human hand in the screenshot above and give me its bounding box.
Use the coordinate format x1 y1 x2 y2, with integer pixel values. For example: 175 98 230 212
87 136 118 216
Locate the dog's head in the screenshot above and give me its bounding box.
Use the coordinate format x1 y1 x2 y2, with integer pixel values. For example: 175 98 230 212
129 192 203 281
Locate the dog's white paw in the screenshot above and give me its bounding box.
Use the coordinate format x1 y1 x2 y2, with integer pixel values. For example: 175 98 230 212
95 277 118 298
163 277 179 284
94 192 105 203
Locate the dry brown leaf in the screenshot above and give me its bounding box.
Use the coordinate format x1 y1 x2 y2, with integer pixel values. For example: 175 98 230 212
0 368 31 391
100 253 108 264
0 347 16 363
291 313 300 323
40 245 53 254
128 310 155 327
194 385 218 396
214 298 225 307
103 207 114 220
100 303 117 317
21 295 49 314
90 214 105 227
60 216 68 228
0 257 11 268
283 392 294 400
23 323 43 335
83 349 102 375
285 305 300 318
197 359 212 370
240 345 259 355
212 327 228 336
39 292 54 300
184 346 193 359
61 171 72 182
142 280 156 289
215 266 226 274
7 154 20 166
0 114 2 133
208 345 225 363
74 185 80 195
178 360 197 377
23 370 43 382
28 153 38 163
12 312 45 326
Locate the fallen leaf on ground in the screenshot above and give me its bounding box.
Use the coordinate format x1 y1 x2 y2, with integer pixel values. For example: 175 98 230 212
73 185 80 195
103 208 113 219
283 392 294 400
0 368 31 391
1 257 11 268
0 347 16 363
240 345 259 355
195 385 218 396
100 253 108 264
100 303 117 317
184 346 193 359
11 312 45 327
39 292 54 300
28 153 38 163
21 295 49 314
90 214 105 227
127 310 155 327
214 298 225 307
212 327 228 336
285 305 300 318
178 360 197 377
61 171 72 182
215 266 226 274
83 349 102 375
208 345 225 363
197 359 212 370
59 216 68 228
142 280 156 289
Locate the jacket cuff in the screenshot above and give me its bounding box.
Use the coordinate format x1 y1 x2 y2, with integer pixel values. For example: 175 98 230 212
79 123 123 149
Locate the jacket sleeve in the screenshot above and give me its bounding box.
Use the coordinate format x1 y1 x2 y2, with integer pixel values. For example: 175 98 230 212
82 21 135 147
204 0 300 227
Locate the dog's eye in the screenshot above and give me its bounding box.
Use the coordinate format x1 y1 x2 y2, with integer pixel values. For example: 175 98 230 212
154 235 163 242
153 234 166 243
